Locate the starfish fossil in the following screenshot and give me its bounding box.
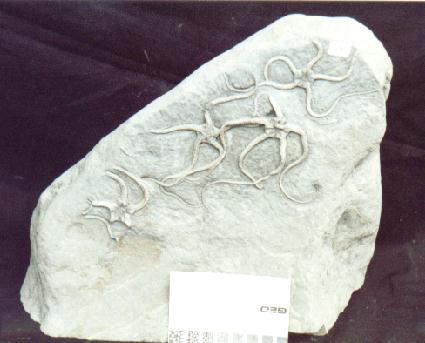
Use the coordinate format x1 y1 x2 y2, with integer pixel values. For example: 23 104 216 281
211 40 378 118
151 109 226 187
83 167 150 240
206 94 311 204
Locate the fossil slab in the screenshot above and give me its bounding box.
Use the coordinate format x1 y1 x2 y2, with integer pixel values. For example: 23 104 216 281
21 14 392 342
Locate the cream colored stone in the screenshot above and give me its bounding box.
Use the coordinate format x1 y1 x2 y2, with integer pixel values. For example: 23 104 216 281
21 14 392 342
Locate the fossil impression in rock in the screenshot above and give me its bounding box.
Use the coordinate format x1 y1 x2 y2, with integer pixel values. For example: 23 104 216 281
21 14 392 342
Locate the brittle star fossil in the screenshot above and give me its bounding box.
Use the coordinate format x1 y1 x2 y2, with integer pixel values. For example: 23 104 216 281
83 167 150 240
206 94 311 204
151 109 226 186
211 40 378 119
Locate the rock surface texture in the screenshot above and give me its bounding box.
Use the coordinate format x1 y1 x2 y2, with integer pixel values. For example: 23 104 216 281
21 14 392 342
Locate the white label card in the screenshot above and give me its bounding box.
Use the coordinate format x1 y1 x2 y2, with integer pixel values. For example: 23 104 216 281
327 40 352 58
168 272 291 343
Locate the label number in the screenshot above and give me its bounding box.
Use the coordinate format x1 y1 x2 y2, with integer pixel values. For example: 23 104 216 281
260 306 287 314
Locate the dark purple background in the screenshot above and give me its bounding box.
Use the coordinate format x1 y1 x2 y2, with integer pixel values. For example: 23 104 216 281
0 2 424 343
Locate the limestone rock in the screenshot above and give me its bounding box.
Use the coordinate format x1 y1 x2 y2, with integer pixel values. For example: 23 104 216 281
21 14 392 342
